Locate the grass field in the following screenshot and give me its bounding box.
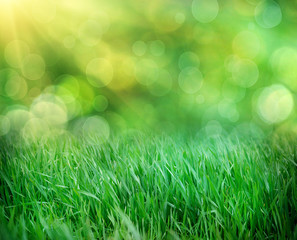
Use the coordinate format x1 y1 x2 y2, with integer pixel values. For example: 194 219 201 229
0 133 296 239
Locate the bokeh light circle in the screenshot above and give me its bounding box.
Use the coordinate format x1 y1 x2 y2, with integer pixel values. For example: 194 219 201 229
178 67 203 94
196 95 205 104
135 59 159 86
90 11 110 34
0 115 10 136
109 56 136 90
6 108 32 131
255 0 282 28
63 36 76 49
231 58 258 88
178 51 200 70
58 74 80 97
232 31 261 59
21 54 45 80
150 40 165 56
0 69 27 99
31 0 56 23
148 69 172 96
132 41 147 56
148 3 185 32
78 20 103 46
22 118 50 139
4 72 27 100
86 58 113 88
83 116 110 140
257 84 293 123
93 95 108 112
205 120 222 136
221 81 246 102
175 12 185 24
270 47 297 91
44 84 80 120
106 111 127 131
192 0 219 23
4 40 30 68
218 99 239 122
30 94 68 127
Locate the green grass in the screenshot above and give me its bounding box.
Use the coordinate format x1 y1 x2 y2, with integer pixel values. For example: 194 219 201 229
0 133 296 239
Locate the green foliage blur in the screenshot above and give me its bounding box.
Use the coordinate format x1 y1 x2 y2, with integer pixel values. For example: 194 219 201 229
0 0 296 138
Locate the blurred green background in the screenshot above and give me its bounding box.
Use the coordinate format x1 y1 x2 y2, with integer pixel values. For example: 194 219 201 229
0 0 296 139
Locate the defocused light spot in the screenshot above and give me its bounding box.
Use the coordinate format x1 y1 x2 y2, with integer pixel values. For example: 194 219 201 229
73 43 99 70
258 84 293 123
200 84 220 103
221 81 246 102
218 99 239 122
109 56 136 90
4 40 29 68
255 0 282 28
65 100 81 120
78 20 103 46
105 111 127 131
224 55 236 72
31 94 68 127
21 54 45 80
270 47 297 91
150 40 165 56
132 41 147 56
44 84 80 120
93 95 108 112
178 51 200 70
4 71 27 100
58 74 80 97
248 22 256 30
148 3 184 32
142 103 156 125
192 0 219 23
232 31 260 59
233 0 256 16
232 122 265 138
83 116 110 140
6 108 32 131
28 87 41 99
128 100 156 125
70 117 85 135
22 118 49 139
205 120 222 136
175 12 185 24
179 95 195 111
86 58 113 87
51 86 75 104
0 69 26 99
76 79 95 114
90 11 110 33
5 77 27 99
63 36 76 49
0 115 10 136
196 95 205 104
178 67 203 94
230 58 258 88
135 59 159 86
31 0 56 23
148 69 172 96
